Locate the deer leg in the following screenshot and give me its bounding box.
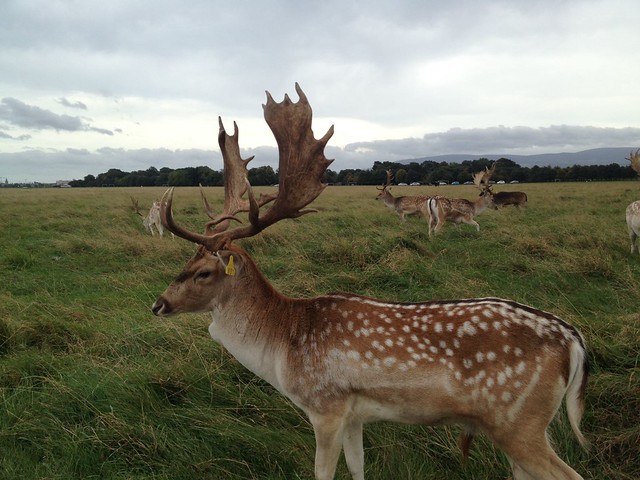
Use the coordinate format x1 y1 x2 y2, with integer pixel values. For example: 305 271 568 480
463 218 480 231
342 420 364 480
423 208 438 238
498 431 583 480
310 412 346 480
629 227 638 254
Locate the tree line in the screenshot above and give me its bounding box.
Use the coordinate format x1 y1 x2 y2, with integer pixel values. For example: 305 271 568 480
68 158 637 188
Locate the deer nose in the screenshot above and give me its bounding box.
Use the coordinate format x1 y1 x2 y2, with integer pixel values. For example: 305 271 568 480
151 298 170 316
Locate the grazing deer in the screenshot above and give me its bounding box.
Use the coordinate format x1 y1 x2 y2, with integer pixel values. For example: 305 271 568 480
493 190 528 208
427 166 496 235
152 84 588 480
626 148 640 254
375 170 431 222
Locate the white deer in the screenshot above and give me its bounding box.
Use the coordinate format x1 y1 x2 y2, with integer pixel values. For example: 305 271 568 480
143 200 174 238
152 84 589 480
626 149 640 254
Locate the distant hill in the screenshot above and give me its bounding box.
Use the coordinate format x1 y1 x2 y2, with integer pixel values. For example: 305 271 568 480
399 147 634 167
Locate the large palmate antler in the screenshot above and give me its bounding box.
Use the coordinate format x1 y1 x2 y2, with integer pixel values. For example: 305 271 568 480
626 148 640 175
472 162 496 191
161 83 334 251
199 117 277 234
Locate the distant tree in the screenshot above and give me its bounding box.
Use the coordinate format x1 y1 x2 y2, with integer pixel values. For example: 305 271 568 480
248 166 277 186
168 168 197 186
323 169 339 184
83 174 95 187
68 156 639 188
196 166 222 186
95 168 126 186
395 168 408 184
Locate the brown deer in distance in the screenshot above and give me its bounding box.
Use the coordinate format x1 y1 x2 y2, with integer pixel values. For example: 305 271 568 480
493 189 528 208
482 163 528 208
427 165 496 235
152 84 589 480
375 169 431 222
626 148 640 254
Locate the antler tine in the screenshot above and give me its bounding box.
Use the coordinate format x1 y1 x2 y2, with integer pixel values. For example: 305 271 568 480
199 118 278 235
130 196 143 216
377 169 393 191
160 188 211 245
472 170 486 190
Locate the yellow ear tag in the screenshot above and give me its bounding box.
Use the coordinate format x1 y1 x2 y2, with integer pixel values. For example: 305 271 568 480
225 255 236 276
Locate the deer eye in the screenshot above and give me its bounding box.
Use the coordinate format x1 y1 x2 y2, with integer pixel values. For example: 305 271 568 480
195 270 213 280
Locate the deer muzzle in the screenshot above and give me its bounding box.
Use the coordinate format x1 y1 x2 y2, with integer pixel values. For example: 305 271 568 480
151 296 173 316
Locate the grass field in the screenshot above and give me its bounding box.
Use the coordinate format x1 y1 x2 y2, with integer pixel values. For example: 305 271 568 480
1 182 639 479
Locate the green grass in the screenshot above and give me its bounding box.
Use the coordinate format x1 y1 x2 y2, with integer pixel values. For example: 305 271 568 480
1 183 639 479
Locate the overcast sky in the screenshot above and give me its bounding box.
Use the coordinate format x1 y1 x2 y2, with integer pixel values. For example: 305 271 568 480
1 0 640 183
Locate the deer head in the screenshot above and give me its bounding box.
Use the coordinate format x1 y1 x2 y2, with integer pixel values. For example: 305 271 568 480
376 169 394 200
626 148 640 175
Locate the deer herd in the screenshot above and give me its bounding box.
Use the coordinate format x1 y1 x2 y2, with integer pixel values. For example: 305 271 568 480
139 84 620 480
376 162 528 237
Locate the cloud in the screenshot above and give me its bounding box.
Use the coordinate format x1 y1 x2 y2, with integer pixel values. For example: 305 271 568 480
343 126 640 159
0 130 31 140
57 97 88 110
0 97 113 135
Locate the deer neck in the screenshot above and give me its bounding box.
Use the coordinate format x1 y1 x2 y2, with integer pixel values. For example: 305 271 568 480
208 250 301 390
380 190 398 208
473 195 492 215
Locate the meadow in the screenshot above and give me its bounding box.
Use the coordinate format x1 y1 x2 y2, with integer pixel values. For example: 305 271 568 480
1 181 638 479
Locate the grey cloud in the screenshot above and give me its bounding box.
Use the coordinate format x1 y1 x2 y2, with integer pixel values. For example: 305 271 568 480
57 97 88 110
0 130 32 140
344 126 640 159
89 126 115 136
0 97 114 135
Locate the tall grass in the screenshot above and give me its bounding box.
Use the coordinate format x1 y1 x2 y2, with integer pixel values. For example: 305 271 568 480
1 182 638 479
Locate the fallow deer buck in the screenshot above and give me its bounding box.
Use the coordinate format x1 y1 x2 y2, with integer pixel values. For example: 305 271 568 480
626 148 640 254
427 166 496 235
152 84 589 480
376 169 431 223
